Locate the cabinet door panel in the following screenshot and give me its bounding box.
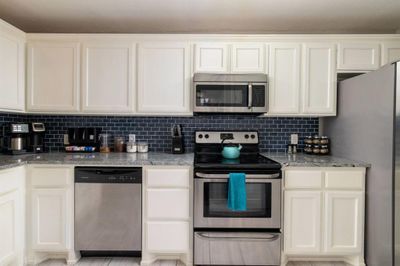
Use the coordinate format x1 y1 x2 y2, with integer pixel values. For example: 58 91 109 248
0 191 17 265
302 43 336 115
194 43 229 73
269 43 301 114
82 42 133 113
137 42 190 113
27 42 80 112
231 43 265 73
284 191 322 254
382 42 400 65
325 191 363 253
32 189 68 250
146 188 189 219
0 29 24 111
338 43 380 70
146 221 189 252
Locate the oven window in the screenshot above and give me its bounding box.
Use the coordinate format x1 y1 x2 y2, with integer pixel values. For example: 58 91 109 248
204 182 272 218
195 84 248 107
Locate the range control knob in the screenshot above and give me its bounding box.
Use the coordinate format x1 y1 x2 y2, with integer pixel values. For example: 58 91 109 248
205 134 209 139
198 134 203 139
244 134 249 139
251 134 256 139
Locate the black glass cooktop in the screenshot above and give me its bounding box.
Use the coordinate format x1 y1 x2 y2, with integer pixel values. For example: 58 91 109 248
194 153 281 169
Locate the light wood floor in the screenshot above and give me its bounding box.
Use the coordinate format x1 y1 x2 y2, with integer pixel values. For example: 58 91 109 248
38 257 176 266
39 258 351 266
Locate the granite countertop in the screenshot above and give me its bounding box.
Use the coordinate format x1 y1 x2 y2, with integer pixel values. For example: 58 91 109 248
264 152 371 168
0 152 194 170
0 152 370 171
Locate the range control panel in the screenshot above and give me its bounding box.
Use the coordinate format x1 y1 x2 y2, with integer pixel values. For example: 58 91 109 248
195 131 259 144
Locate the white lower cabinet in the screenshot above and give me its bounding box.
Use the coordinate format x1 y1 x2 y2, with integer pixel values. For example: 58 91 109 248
31 189 68 250
26 165 77 265
0 166 25 266
284 191 322 253
146 221 189 253
324 191 363 254
283 168 366 266
142 166 192 266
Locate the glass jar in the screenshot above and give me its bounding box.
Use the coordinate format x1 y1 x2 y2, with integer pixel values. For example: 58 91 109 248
304 136 313 144
312 135 320 144
312 145 321 154
126 141 137 153
114 136 125 152
320 136 329 144
137 142 149 153
99 133 111 153
320 144 329 154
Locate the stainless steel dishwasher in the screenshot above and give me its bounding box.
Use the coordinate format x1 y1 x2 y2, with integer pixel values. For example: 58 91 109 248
75 167 142 255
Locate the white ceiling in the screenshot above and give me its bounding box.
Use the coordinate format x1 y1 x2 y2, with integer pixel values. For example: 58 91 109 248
0 0 400 34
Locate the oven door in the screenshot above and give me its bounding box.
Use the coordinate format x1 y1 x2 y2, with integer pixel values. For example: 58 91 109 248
194 173 281 229
193 82 267 113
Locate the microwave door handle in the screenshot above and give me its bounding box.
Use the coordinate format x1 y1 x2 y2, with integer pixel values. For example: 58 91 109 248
248 83 252 109
195 172 280 179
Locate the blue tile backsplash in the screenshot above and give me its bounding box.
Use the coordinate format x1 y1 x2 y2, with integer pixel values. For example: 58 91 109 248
0 113 319 153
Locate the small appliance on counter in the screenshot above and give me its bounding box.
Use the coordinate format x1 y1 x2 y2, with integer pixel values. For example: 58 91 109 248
65 127 102 152
27 122 46 153
1 123 30 155
171 124 184 154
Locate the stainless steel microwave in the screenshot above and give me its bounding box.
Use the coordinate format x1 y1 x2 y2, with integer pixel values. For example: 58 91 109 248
193 73 268 113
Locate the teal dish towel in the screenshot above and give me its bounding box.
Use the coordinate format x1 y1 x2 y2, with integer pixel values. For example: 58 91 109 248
227 173 247 211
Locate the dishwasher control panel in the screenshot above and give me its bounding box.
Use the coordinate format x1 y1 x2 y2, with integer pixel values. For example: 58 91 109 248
75 167 142 183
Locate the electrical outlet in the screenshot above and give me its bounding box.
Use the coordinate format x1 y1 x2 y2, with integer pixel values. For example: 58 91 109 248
64 134 69 145
290 134 298 145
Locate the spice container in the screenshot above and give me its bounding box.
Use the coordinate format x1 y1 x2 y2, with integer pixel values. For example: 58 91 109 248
320 144 329 155
99 133 111 153
304 144 313 154
137 142 149 153
320 136 329 144
312 145 321 154
114 136 125 152
312 135 320 144
304 136 313 144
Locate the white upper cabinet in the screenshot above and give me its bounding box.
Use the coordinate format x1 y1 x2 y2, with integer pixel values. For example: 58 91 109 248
302 43 336 115
194 43 229 73
0 20 25 112
231 43 266 73
337 42 380 71
137 42 191 114
268 43 301 114
81 41 134 113
27 42 80 112
382 41 400 65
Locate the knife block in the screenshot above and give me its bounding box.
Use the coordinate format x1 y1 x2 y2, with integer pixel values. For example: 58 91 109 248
171 136 184 154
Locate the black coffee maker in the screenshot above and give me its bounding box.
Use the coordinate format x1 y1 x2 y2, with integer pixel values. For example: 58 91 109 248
1 123 30 155
28 123 46 153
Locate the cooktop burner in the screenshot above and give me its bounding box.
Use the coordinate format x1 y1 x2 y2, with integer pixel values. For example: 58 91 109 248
194 131 281 170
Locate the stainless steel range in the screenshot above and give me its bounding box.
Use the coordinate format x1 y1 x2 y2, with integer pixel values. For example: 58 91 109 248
193 131 282 266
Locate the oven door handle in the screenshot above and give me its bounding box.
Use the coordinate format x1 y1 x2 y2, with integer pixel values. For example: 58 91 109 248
196 232 280 241
195 172 280 179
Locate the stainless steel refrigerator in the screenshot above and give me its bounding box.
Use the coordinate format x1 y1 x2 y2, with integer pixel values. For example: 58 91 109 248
323 61 400 266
